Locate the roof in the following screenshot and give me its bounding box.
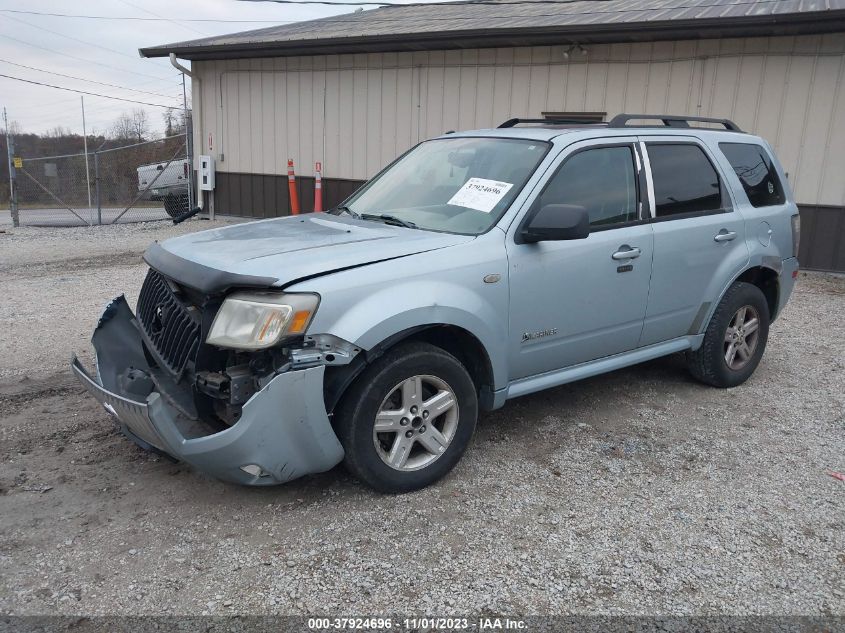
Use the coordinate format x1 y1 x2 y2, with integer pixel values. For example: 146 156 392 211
140 0 845 60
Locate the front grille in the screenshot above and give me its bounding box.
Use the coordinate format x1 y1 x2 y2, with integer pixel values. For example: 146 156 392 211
136 269 201 377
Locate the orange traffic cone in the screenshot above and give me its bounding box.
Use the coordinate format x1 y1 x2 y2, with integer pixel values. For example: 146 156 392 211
314 162 323 212
287 159 300 215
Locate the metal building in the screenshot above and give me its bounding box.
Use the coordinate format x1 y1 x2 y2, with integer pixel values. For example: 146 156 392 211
141 0 845 272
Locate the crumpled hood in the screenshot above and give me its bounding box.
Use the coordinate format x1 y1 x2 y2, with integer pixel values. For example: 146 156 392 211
149 214 474 292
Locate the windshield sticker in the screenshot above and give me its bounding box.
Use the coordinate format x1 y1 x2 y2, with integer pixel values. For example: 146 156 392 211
447 178 514 213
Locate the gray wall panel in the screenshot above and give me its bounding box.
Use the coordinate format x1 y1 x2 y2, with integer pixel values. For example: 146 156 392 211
194 34 845 208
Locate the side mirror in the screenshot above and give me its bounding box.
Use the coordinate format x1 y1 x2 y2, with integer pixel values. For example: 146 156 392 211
521 204 590 243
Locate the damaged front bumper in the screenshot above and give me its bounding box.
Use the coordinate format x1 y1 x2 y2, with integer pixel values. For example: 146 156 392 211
71 296 344 486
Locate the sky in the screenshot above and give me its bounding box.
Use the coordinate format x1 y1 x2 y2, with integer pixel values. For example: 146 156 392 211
0 0 364 137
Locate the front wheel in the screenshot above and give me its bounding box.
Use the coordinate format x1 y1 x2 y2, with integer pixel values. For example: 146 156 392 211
334 342 478 493
687 281 770 388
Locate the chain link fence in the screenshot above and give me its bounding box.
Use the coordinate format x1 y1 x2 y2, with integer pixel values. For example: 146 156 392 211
15 135 192 226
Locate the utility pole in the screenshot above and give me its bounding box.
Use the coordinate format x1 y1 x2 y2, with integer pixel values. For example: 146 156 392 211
94 137 107 227
181 73 194 211
3 107 19 227
81 96 92 210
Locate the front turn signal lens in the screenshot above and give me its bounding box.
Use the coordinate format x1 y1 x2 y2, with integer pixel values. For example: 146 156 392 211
288 310 313 335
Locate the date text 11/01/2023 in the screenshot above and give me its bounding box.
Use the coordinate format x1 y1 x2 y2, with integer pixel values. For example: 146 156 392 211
307 617 528 630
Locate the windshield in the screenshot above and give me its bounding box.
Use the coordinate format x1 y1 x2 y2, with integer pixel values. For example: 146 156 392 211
337 137 549 235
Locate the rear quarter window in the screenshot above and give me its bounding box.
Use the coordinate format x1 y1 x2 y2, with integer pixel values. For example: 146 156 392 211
719 142 786 208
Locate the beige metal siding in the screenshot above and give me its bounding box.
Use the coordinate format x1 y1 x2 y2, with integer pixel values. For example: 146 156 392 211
194 33 845 206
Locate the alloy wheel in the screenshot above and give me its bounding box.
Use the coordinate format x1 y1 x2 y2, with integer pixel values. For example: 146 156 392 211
372 374 460 471
724 305 761 370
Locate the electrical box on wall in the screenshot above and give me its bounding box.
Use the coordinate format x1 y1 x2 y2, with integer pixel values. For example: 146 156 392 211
199 155 215 191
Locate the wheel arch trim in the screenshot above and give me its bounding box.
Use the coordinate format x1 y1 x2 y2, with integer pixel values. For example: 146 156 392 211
695 257 782 339
323 321 499 414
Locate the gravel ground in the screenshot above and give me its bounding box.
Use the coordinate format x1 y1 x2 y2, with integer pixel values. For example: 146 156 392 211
0 218 236 381
0 220 843 618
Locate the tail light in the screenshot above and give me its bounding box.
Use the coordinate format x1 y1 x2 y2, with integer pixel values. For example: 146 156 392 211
791 214 800 258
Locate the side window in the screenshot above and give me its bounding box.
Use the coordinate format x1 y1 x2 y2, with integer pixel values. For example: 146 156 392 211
646 143 723 217
539 146 638 227
719 142 786 207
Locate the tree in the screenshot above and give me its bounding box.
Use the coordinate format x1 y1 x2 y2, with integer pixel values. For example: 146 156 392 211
178 108 192 136
162 108 192 137
111 113 134 142
111 108 150 143
45 126 72 138
163 108 176 136
130 109 149 143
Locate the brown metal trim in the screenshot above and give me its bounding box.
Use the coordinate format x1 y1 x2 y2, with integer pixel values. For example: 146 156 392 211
797 205 845 273
213 172 364 218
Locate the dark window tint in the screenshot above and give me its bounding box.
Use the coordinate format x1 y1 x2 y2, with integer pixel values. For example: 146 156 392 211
540 146 638 227
719 142 785 207
647 144 723 217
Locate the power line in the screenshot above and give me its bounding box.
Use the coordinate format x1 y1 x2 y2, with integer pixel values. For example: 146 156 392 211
3 12 174 67
230 0 790 21
0 9 298 24
12 101 159 126
0 0 790 25
237 0 618 5
0 33 180 84
8 77 185 115
9 101 173 132
0 74 181 109
116 0 208 36
236 0 779 7
0 60 182 100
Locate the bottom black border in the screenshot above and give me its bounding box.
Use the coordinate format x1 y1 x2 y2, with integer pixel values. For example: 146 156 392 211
1 616 843 633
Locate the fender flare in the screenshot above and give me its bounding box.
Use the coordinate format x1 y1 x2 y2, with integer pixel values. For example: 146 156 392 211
695 256 782 338
322 320 499 414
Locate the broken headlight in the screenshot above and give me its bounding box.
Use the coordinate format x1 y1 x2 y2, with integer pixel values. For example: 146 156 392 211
206 291 319 350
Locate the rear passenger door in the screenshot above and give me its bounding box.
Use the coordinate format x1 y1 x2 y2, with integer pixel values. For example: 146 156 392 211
639 137 749 346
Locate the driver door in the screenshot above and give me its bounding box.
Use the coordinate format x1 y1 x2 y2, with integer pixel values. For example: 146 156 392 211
506 139 654 380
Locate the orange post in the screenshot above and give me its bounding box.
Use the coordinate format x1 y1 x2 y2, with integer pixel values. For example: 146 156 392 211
314 161 323 212
287 159 300 215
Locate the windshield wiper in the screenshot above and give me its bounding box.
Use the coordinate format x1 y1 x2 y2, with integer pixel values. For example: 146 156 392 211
331 205 361 219
361 213 418 229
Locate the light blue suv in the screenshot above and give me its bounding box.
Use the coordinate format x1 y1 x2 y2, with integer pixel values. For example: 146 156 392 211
72 114 800 493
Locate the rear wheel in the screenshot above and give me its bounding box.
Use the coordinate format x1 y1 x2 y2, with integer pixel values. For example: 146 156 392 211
334 342 477 493
687 281 770 388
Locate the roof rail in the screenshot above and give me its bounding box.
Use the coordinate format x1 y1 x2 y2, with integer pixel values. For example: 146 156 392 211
608 114 744 132
498 118 608 128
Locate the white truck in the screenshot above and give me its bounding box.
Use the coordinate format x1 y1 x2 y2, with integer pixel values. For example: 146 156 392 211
137 158 190 218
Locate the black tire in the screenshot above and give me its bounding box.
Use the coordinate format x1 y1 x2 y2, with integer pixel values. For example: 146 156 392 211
686 281 770 388
163 193 187 219
334 341 478 493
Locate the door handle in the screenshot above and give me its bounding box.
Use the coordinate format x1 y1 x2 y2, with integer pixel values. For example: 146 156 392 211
612 246 641 261
714 230 737 243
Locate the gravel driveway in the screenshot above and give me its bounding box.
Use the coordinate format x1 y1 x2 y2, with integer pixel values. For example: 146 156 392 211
0 220 843 618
